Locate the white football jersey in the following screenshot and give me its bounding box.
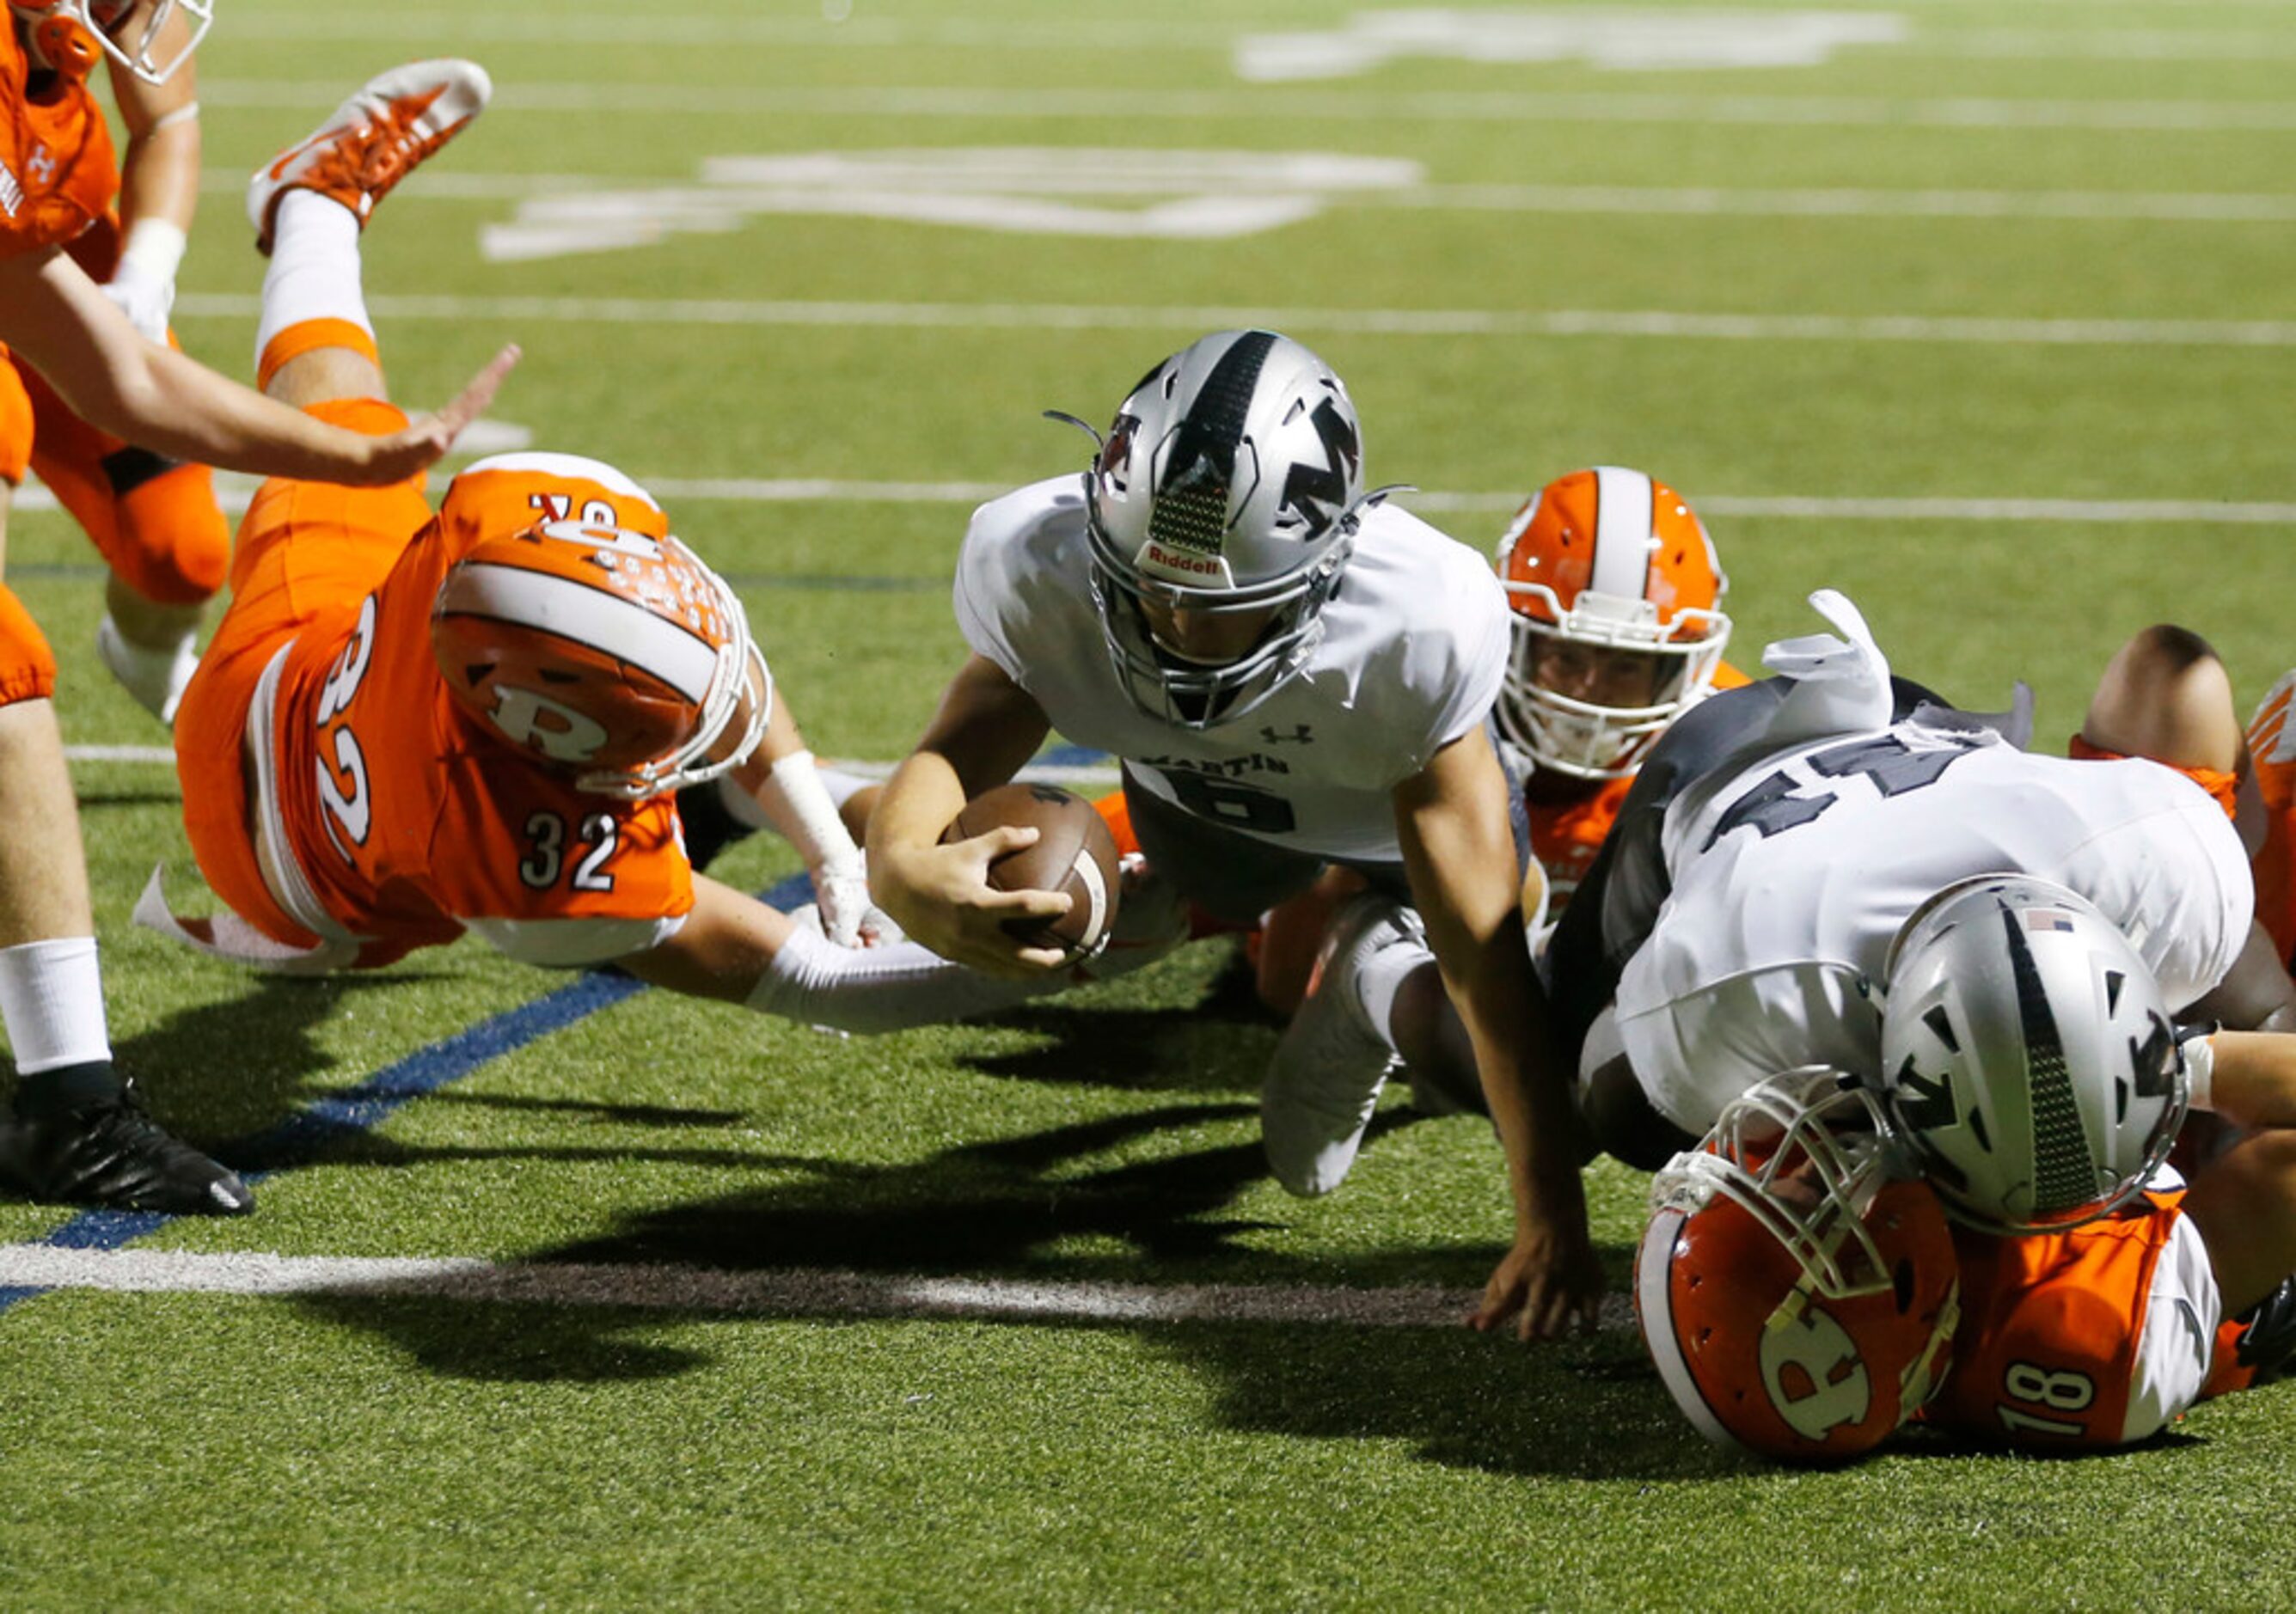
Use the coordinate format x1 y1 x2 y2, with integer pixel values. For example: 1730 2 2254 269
1613 720 2252 1133
954 475 1508 863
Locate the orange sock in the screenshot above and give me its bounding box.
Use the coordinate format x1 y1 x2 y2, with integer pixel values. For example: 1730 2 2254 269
256 318 380 393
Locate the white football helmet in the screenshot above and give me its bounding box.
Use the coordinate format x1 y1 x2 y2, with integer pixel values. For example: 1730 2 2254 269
11 1 212 84
1880 873 2188 1233
1077 329 1369 730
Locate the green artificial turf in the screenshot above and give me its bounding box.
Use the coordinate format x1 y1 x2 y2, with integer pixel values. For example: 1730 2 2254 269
6 1 2296 1606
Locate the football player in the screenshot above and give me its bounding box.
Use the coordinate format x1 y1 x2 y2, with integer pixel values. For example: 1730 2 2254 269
865 330 1602 1339
0 7 516 1214
147 61 1105 1042
1640 1040 2296 1462
1545 589 2296 1171
1248 467 1746 1130
1 0 234 723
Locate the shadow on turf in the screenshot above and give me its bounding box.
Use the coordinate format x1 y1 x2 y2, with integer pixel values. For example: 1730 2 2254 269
288 1102 1506 1387
110 974 370 1147
1156 1317 1735 1482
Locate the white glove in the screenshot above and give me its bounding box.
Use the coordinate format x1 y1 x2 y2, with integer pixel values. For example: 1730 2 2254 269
102 220 186 345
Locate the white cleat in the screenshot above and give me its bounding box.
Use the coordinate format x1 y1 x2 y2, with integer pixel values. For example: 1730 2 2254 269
248 58 493 254
1261 894 1423 1197
95 615 199 727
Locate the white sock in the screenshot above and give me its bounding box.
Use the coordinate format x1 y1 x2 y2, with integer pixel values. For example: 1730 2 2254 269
748 924 1062 1035
0 937 113 1073
254 190 371 367
1350 936 1434 1051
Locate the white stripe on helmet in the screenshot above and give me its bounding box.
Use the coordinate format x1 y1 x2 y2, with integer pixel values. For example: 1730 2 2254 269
1588 465 1656 601
438 563 718 702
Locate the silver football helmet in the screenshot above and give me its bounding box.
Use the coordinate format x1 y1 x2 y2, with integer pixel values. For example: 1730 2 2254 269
1076 329 1368 731
1879 873 2188 1233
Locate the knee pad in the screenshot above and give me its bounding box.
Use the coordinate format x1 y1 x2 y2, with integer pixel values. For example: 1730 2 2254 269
0 584 58 707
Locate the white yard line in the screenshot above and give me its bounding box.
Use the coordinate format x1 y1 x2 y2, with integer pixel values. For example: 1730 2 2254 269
205 17 2296 62
21 476 2295 529
194 80 2296 133
196 169 2296 225
0 1242 1638 1330
166 292 2296 352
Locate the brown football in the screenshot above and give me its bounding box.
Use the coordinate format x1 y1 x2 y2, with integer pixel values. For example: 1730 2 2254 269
943 781 1122 963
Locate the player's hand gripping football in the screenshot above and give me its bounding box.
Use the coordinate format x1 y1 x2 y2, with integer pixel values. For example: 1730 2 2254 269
876 825 1076 980
1471 1216 1607 1342
353 343 521 485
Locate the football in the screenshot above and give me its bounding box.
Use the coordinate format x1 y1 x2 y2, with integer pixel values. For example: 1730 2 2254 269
944 781 1122 963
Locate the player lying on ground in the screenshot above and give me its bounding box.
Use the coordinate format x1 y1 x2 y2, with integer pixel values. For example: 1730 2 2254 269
1638 1007 2296 1462
144 59 1123 1045
0 6 514 1215
1542 590 2295 1171
865 329 1600 1339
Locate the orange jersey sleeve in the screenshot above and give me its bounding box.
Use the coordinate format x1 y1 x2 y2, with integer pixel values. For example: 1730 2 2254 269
1927 1187 2194 1448
0 39 120 260
2246 671 2296 970
1524 775 1632 914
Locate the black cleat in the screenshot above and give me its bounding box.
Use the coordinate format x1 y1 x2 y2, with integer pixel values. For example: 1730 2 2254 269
0 1073 254 1216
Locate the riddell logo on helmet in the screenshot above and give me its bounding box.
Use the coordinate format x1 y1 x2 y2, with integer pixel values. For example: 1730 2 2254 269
1140 541 1227 582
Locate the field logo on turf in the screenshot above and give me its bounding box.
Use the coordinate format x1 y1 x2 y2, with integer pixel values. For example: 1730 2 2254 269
478 150 1423 262
1234 9 1908 82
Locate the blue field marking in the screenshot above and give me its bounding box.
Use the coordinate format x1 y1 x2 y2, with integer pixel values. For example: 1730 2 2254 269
0 872 812 1316
1038 743 1112 768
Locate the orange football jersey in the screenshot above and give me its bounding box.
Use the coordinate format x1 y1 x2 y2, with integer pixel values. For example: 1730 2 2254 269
0 28 118 260
2245 671 2296 970
251 456 695 968
1926 1184 2203 1448
1526 660 1750 915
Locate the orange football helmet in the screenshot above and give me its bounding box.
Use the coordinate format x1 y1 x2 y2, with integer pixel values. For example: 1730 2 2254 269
9 1 211 84
1636 1070 1961 1464
428 454 771 799
1492 466 1730 779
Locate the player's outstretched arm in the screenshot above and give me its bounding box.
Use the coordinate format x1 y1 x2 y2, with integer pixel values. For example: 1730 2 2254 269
0 247 516 486
867 654 1072 978
1394 727 1604 1342
714 683 879 946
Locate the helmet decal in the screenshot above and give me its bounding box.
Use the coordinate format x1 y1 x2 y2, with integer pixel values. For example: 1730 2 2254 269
1759 1297 1873 1441
1999 903 2100 1217
1278 395 1361 534
1144 328 1273 564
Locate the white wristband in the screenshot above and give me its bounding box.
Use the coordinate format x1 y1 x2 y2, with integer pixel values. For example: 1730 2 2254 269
117 217 187 286
757 749 861 876
145 100 201 135
2183 1030 2216 1113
